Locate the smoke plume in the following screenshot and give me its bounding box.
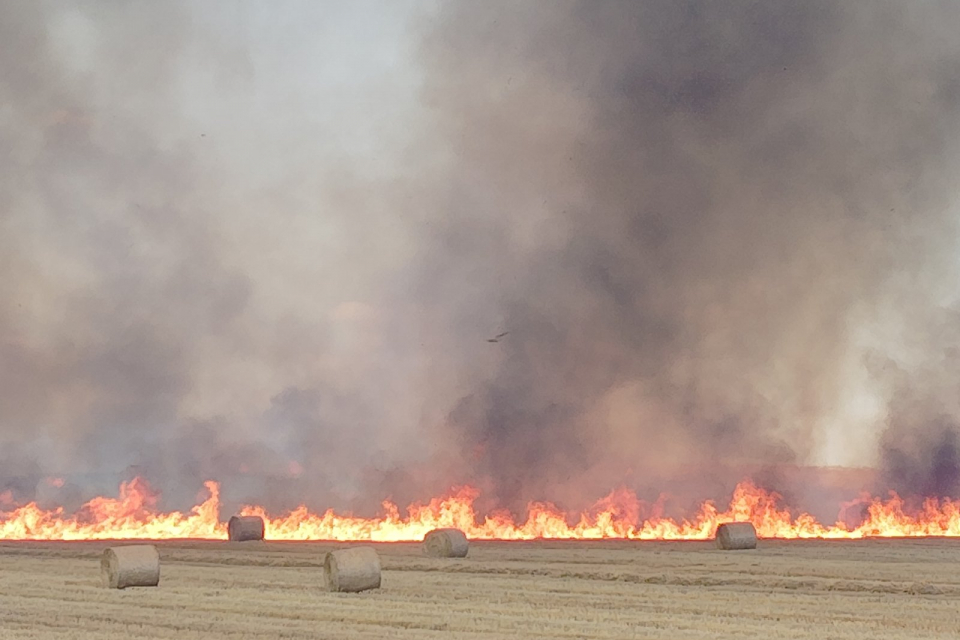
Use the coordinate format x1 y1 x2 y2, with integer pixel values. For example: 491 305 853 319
2 1 960 514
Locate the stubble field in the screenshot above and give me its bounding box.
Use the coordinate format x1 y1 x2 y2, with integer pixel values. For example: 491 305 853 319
0 538 958 639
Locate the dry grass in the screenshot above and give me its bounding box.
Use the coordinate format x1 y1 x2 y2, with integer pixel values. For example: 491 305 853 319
1 538 959 639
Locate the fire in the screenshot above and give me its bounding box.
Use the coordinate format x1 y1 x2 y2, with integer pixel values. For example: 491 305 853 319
2 478 960 541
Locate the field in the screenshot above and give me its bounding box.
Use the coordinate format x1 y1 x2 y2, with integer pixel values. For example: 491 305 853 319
1 539 958 639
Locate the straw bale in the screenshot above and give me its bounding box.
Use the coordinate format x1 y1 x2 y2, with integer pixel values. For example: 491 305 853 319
101 545 160 589
715 522 758 550
228 515 265 542
323 546 381 593
423 528 469 558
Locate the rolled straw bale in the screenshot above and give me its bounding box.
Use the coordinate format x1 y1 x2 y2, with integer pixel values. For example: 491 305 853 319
715 522 758 550
423 528 469 558
323 546 381 593
101 545 160 589
228 515 265 542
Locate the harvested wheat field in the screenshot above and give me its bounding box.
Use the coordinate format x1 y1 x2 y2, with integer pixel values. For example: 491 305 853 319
1 539 958 639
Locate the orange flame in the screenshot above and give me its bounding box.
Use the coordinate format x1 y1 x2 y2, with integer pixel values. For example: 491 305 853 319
2 478 960 541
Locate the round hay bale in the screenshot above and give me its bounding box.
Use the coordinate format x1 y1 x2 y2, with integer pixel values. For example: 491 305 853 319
323 546 381 593
715 522 758 550
423 528 469 558
228 515 265 542
101 545 160 589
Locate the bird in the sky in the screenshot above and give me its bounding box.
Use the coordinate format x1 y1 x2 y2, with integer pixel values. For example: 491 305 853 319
487 331 509 343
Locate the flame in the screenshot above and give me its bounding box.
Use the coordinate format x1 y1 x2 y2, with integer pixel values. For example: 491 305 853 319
3 477 960 541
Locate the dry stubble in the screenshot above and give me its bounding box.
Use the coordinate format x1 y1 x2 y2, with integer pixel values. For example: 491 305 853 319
0 538 958 639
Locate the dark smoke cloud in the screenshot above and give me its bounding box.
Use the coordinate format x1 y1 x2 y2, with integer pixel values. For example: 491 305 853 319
2 1 960 514
414 0 960 509
875 309 960 497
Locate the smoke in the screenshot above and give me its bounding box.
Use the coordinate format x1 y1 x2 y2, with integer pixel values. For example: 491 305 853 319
2 1 960 512
875 308 960 497
414 1 960 508
0 0 429 510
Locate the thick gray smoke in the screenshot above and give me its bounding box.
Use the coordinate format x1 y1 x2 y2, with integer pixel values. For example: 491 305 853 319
414 1 960 510
875 308 960 498
2 1 960 515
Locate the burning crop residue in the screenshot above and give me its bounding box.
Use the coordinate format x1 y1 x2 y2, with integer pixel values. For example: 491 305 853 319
2 478 960 541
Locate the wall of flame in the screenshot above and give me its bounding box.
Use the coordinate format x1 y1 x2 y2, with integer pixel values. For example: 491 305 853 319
2 478 960 541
